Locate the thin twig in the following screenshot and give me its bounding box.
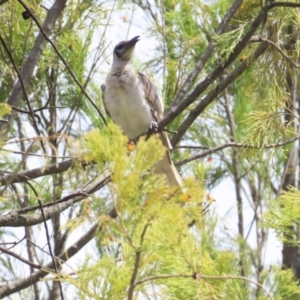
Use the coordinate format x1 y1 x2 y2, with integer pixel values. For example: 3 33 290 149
22 175 110 213
5 135 56 145
128 223 150 300
175 145 210 150
0 222 99 298
0 242 19 246
134 273 274 300
34 106 67 112
10 105 41 122
0 141 36 195
250 35 299 68
0 246 43 270
5 236 27 251
38 200 64 300
0 158 84 185
1 148 77 159
0 176 111 227
175 134 300 166
222 74 245 275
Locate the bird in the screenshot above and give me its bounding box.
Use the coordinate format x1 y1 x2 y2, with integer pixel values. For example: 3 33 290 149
101 36 182 187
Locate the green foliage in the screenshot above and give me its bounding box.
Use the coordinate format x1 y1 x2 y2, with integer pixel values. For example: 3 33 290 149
2 0 300 298
214 24 248 62
48 123 297 299
0 104 11 117
263 187 300 245
260 267 300 300
240 86 291 150
0 1 40 103
54 124 255 299
147 0 212 108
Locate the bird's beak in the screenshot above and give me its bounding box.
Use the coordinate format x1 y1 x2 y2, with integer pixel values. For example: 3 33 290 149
125 36 140 49
114 36 140 61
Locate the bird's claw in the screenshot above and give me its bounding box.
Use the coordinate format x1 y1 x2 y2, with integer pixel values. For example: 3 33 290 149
149 121 159 133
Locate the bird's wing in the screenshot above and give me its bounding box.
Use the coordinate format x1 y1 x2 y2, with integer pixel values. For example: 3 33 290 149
101 83 112 119
138 72 164 120
138 72 172 151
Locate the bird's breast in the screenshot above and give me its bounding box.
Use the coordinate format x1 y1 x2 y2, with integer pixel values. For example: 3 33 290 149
105 78 153 139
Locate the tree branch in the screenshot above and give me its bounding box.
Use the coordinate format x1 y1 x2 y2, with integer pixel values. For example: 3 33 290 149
169 0 244 108
0 222 98 298
175 134 300 166
38 200 64 300
0 246 42 270
0 175 110 227
134 273 274 300
127 223 150 300
250 35 299 68
162 3 270 131
0 159 92 185
270 2 300 9
171 42 268 146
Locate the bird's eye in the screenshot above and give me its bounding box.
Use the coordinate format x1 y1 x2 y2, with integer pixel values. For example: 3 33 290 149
115 45 125 57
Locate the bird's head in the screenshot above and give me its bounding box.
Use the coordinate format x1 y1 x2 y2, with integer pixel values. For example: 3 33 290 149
113 36 140 62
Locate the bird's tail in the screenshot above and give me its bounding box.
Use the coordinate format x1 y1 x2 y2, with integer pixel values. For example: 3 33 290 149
155 154 182 187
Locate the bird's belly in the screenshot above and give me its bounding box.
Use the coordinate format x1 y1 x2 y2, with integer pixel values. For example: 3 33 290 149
106 89 153 139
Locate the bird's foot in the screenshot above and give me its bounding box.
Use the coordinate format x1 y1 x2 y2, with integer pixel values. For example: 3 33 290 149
131 122 178 144
144 121 159 140
149 121 159 133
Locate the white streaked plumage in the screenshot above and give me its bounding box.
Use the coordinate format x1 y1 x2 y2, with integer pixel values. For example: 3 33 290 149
101 36 182 187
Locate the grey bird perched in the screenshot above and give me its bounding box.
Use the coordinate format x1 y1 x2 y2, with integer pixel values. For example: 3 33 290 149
101 36 182 187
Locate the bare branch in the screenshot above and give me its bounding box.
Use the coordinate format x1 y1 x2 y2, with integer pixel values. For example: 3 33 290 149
134 273 274 300
0 222 98 298
222 76 244 273
175 134 300 167
1 148 77 159
0 246 42 270
0 141 36 195
127 223 150 300
38 200 64 300
0 159 91 185
171 43 268 146
0 176 110 227
175 145 209 150
270 2 300 9
250 35 299 68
